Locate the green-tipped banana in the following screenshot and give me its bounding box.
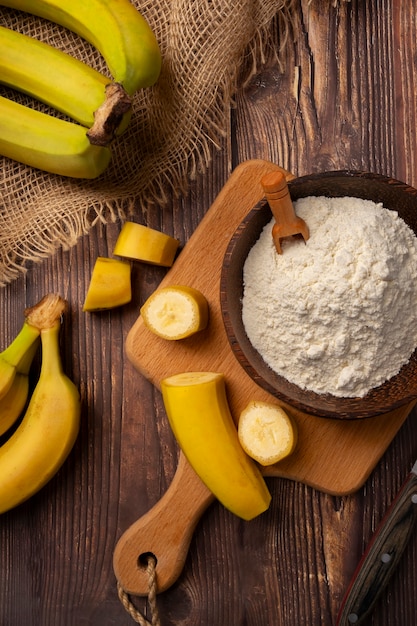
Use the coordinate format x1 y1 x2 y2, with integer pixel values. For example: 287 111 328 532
0 317 40 401
0 293 67 401
0 25 132 144
0 317 81 514
0 340 39 437
0 95 111 178
0 0 162 95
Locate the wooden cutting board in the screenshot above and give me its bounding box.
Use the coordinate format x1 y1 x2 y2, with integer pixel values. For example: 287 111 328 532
125 158 415 494
113 159 416 595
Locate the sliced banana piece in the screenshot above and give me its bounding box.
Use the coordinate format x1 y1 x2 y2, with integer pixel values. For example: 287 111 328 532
141 285 209 340
83 257 132 311
114 222 180 267
238 401 297 466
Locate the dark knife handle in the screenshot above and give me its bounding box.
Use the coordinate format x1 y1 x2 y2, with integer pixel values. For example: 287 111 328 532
336 470 417 626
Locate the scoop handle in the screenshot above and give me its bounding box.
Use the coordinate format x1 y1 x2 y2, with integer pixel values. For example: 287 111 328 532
113 451 214 595
261 170 298 223
261 170 309 253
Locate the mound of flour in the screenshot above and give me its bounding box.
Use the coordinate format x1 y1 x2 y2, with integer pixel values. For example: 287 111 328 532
242 196 417 397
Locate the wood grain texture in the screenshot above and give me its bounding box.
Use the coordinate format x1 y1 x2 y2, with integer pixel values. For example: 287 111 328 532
1 1 417 625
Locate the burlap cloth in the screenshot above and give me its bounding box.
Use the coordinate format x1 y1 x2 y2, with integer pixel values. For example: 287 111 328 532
0 0 343 286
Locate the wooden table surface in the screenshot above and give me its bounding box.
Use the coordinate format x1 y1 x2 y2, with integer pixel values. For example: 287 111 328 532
1 1 417 625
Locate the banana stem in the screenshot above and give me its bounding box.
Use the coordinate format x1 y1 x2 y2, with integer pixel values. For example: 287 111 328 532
39 323 64 378
87 83 132 146
25 294 67 330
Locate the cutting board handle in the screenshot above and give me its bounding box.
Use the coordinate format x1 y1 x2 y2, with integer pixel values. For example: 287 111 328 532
113 452 214 595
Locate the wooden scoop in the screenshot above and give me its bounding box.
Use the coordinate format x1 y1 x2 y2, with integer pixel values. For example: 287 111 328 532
261 170 310 253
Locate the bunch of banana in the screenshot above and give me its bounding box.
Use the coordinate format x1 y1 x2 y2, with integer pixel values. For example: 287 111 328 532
0 294 81 514
0 25 128 132
0 0 161 178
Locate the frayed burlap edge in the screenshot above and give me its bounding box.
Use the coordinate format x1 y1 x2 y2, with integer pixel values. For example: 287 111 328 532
0 0 349 286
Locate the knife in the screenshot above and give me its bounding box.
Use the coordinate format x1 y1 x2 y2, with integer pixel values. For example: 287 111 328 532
336 459 417 625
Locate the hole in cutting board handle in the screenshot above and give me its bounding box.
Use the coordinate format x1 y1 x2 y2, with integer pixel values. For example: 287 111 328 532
113 452 215 595
138 552 158 568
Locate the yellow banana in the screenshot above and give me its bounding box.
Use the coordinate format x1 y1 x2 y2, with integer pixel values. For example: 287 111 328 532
0 340 39 437
0 25 132 143
0 375 29 438
0 0 162 95
0 95 111 178
0 318 81 514
161 371 272 521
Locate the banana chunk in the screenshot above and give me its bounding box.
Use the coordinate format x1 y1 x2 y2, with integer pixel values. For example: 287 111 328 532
140 285 209 340
83 257 132 311
114 222 180 267
0 0 162 95
238 401 297 466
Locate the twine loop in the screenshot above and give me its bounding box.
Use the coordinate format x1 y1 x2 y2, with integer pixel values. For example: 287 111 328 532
117 554 161 626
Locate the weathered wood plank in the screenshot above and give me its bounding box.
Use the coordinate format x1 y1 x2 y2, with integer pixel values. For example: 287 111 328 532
1 1 417 625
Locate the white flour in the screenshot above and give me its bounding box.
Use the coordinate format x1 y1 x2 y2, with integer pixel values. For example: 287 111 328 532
242 196 417 397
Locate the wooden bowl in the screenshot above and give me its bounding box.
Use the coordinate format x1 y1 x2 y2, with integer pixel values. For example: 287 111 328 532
220 171 417 419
